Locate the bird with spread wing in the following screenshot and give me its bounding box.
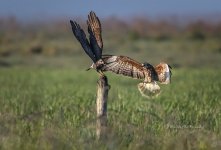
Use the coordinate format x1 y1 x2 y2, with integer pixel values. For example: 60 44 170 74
70 11 172 98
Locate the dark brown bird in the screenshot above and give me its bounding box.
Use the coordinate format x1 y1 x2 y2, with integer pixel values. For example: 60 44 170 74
70 11 172 98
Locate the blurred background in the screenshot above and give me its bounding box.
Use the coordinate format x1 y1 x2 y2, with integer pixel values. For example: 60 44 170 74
1 1 221 149
1 0 221 69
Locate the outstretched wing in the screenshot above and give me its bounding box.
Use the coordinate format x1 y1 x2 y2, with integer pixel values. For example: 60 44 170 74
88 24 102 61
87 11 103 61
70 20 96 63
87 11 103 49
154 62 172 84
102 55 149 80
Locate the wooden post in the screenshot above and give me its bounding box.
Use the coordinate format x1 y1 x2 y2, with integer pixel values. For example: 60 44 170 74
96 75 110 139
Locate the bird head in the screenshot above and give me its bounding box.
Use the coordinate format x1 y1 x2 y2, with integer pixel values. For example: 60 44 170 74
95 59 104 70
86 59 104 71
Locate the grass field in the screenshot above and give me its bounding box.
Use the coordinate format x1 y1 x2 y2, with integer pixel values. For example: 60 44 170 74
0 67 220 149
1 18 221 149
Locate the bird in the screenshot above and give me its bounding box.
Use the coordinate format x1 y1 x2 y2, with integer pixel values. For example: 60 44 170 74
70 12 104 74
70 11 172 98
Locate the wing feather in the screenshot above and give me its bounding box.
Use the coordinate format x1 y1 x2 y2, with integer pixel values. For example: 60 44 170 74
87 11 103 61
88 25 102 61
87 11 103 49
102 55 147 80
138 82 161 98
70 20 96 62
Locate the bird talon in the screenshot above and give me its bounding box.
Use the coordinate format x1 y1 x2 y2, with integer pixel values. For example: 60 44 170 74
98 71 104 77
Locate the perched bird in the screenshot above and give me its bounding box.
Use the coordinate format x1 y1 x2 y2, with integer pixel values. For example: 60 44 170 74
70 11 172 98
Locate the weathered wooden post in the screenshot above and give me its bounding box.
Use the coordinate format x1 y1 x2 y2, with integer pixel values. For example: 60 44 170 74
96 75 110 139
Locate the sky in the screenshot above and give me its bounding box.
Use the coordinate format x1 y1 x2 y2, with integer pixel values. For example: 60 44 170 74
0 0 221 21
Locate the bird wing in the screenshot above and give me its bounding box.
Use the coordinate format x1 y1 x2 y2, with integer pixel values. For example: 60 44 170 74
88 23 102 61
70 20 96 63
87 11 103 49
138 82 161 98
154 62 172 84
87 11 103 61
102 55 149 80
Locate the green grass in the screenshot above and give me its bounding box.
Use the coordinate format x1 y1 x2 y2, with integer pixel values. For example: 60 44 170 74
0 67 221 149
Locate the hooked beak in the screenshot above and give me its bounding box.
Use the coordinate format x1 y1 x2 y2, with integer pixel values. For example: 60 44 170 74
86 68 91 71
86 63 94 71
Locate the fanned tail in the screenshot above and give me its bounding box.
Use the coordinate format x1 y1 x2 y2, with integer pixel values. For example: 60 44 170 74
155 62 172 84
137 82 161 98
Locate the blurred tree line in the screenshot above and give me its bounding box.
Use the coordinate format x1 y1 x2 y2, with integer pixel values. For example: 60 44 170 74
1 15 221 41
0 15 221 69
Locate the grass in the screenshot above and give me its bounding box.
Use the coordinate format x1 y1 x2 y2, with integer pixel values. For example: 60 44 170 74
1 22 221 149
0 67 221 149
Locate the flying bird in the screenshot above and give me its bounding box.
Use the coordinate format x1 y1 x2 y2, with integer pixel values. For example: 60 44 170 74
70 11 172 98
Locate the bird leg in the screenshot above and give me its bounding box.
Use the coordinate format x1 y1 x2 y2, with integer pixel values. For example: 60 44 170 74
95 59 105 75
97 70 105 76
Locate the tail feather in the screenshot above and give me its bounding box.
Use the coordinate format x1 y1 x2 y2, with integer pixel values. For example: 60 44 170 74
155 62 172 84
137 82 161 98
